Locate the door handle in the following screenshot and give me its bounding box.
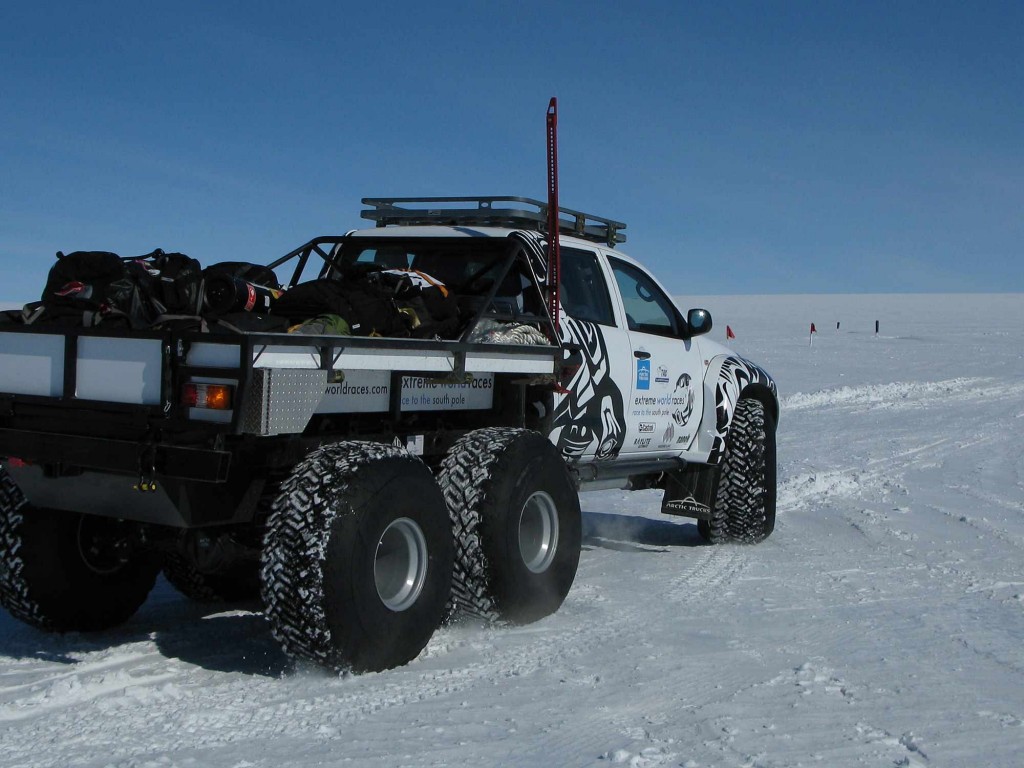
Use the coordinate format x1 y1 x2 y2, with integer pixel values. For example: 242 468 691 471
634 350 651 359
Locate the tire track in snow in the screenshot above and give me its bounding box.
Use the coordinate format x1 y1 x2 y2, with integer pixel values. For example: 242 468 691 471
0 532 750 768
483 545 753 767
0 647 176 722
668 545 747 603
15 384 1019 766
782 377 1024 413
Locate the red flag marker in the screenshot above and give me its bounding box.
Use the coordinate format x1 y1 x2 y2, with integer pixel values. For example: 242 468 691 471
810 323 817 334
809 322 817 347
726 325 735 340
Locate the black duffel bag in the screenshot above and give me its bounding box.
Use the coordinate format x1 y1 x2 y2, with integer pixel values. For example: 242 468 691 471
271 277 407 337
41 250 153 327
369 268 459 339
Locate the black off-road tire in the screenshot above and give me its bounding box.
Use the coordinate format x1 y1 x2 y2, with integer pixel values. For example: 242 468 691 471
438 428 581 625
260 442 453 673
699 398 777 544
163 551 259 603
0 466 159 632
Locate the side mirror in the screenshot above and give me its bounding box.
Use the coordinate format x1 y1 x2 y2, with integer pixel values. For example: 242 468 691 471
687 308 713 337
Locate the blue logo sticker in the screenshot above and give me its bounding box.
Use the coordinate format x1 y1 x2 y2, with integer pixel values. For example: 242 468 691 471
636 359 651 390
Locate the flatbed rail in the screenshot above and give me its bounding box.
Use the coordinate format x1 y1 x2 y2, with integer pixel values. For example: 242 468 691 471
0 325 559 437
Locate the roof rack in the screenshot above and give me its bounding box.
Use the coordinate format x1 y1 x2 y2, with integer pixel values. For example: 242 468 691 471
360 196 626 247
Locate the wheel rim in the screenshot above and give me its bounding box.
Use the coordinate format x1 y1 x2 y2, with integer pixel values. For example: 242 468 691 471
76 516 129 575
518 491 559 574
374 517 429 612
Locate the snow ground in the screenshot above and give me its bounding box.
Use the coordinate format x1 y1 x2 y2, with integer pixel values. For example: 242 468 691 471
2 293 1023 768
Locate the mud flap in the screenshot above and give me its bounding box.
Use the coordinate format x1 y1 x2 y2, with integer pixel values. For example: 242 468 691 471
661 463 718 520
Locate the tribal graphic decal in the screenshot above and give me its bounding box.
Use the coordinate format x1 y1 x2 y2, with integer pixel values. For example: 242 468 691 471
507 230 550 287
707 357 777 464
550 313 627 460
507 232 628 462
672 373 695 428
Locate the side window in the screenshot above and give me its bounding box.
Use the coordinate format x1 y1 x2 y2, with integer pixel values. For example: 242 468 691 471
610 258 680 338
559 247 616 326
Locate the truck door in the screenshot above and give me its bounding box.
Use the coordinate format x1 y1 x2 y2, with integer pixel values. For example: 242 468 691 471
606 256 705 456
549 247 633 461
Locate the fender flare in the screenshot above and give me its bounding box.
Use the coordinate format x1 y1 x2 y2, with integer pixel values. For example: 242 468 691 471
698 356 779 465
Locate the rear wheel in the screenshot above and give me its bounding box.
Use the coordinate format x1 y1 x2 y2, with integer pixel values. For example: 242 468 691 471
260 442 453 673
700 398 776 544
438 428 581 625
163 546 259 603
0 466 159 632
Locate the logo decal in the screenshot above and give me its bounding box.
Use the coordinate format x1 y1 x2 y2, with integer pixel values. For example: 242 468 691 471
638 422 655 433
664 496 711 517
633 437 651 448
655 365 670 384
636 359 650 390
661 422 675 446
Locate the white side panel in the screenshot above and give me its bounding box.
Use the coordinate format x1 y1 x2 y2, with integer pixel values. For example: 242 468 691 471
464 351 554 374
315 372 495 414
0 333 65 397
402 374 494 411
331 350 454 373
316 371 391 413
77 337 163 405
187 343 241 368
252 346 320 369
253 344 553 374
253 347 455 372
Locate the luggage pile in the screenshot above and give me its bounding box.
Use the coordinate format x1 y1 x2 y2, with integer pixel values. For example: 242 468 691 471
2 249 461 340
273 265 458 339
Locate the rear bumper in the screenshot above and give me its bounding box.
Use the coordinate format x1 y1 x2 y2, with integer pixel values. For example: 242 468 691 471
0 427 231 483
6 463 190 527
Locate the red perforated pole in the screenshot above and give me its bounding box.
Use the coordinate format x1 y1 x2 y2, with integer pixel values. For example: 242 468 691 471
546 97 561 335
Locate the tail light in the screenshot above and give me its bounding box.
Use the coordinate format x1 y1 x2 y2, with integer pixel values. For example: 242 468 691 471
181 382 234 410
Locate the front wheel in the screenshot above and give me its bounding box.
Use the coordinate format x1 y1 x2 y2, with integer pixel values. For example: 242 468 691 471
260 442 453 673
438 428 582 625
700 398 777 544
0 465 159 632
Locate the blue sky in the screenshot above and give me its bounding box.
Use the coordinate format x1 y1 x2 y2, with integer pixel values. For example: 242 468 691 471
1 1 1021 300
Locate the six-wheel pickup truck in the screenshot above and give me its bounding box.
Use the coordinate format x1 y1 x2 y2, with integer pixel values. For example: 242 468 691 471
0 196 778 672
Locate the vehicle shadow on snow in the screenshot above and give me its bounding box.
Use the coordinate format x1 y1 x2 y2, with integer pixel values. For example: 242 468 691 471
145 579 288 677
1 517 703 674
581 510 705 552
151 608 289 678
0 579 289 677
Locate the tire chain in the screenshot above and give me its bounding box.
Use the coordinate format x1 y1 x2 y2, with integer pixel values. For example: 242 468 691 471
0 465 51 630
436 427 529 624
259 441 411 670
